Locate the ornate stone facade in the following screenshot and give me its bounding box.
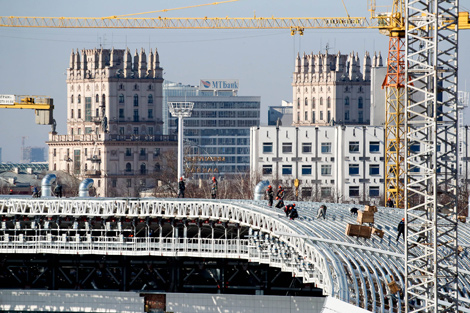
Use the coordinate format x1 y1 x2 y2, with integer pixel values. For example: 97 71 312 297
47 48 176 197
292 50 383 126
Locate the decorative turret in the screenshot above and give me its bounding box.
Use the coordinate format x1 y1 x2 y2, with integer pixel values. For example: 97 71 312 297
99 48 105 69
109 48 116 67
294 53 301 74
69 50 75 69
308 53 315 73
81 49 87 77
148 49 154 78
133 49 139 72
301 52 307 74
124 48 132 78
138 48 147 78
74 49 80 71
377 51 383 67
363 51 371 81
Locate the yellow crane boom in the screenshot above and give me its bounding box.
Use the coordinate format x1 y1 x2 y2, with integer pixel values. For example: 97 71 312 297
0 95 54 126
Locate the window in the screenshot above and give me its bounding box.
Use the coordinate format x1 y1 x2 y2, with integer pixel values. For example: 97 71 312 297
95 108 99 117
119 127 125 135
53 149 56 156
358 111 363 123
321 142 332 153
369 141 380 153
149 127 154 135
410 166 420 173
321 187 331 197
345 96 349 106
320 111 323 121
369 186 380 197
96 94 99 103
140 148 146 156
302 143 312 153
112 179 117 188
126 163 132 172
345 111 350 120
327 97 331 108
71 109 74 119
154 163 161 172
85 97 92 122
148 109 153 119
282 165 292 175
78 94 81 104
312 111 315 123
102 94 106 105
127 179 132 187
321 164 332 175
302 165 312 175
148 94 153 104
369 164 380 175
320 97 323 106
263 143 273 153
78 109 81 119
358 97 363 109
262 165 273 175
134 109 139 122
125 148 132 156
410 144 420 153
119 109 124 119
140 163 147 175
302 187 312 198
305 97 308 106
134 94 139 106
304 111 308 121
133 127 139 135
154 148 160 156
349 141 360 152
119 94 125 103
297 98 300 108
349 164 360 175
312 98 316 109
71 95 74 104
282 142 292 153
349 186 360 197
327 111 331 123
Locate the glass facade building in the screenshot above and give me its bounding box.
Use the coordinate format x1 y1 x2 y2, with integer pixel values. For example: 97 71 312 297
164 81 260 179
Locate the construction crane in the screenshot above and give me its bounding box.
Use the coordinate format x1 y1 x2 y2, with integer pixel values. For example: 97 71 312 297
1 2 469 312
0 95 54 127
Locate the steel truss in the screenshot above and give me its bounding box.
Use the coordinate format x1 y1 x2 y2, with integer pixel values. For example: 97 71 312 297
405 0 459 312
0 254 321 295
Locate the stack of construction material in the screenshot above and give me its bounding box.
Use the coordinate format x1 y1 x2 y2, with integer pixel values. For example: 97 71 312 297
357 211 375 224
345 223 372 238
364 205 378 213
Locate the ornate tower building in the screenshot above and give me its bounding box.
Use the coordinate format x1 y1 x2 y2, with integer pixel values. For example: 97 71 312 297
292 50 383 126
48 48 176 197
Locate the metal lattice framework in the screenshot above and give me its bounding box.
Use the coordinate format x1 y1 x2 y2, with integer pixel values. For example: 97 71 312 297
2 198 470 312
405 0 459 312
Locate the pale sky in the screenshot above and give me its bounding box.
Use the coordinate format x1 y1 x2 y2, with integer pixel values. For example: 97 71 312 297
1 0 469 162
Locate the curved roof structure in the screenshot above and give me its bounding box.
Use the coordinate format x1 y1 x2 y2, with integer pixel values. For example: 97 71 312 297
0 197 469 312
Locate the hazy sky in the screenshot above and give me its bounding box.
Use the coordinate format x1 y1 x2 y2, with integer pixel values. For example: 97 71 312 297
1 0 470 162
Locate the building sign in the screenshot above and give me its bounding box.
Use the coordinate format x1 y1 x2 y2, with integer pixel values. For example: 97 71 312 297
199 79 239 91
0 94 15 105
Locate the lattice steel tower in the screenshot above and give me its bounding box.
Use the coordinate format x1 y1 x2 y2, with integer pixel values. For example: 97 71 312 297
405 0 459 312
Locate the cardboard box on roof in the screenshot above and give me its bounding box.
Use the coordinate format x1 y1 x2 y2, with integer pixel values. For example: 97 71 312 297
357 211 374 224
364 205 378 213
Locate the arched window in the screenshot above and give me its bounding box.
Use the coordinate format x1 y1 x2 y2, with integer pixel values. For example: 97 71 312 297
102 94 106 105
320 97 323 106
327 97 331 108
297 98 300 108
154 163 161 172
96 94 99 103
345 96 350 106
358 97 363 109
134 94 139 106
78 94 81 104
71 95 74 104
148 94 153 104
126 163 132 172
140 163 146 175
312 97 316 109
119 94 125 103
304 97 308 106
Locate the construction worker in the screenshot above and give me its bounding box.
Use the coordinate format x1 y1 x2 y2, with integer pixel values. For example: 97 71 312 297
266 185 274 206
178 177 185 198
289 206 299 220
387 198 394 208
54 183 63 198
317 204 327 220
275 185 285 208
211 176 218 199
284 203 295 217
396 218 405 241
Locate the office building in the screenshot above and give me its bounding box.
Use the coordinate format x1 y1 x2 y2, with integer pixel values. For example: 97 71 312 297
164 80 260 179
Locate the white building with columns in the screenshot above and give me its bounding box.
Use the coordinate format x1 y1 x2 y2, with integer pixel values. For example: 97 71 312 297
47 48 177 197
292 50 383 126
